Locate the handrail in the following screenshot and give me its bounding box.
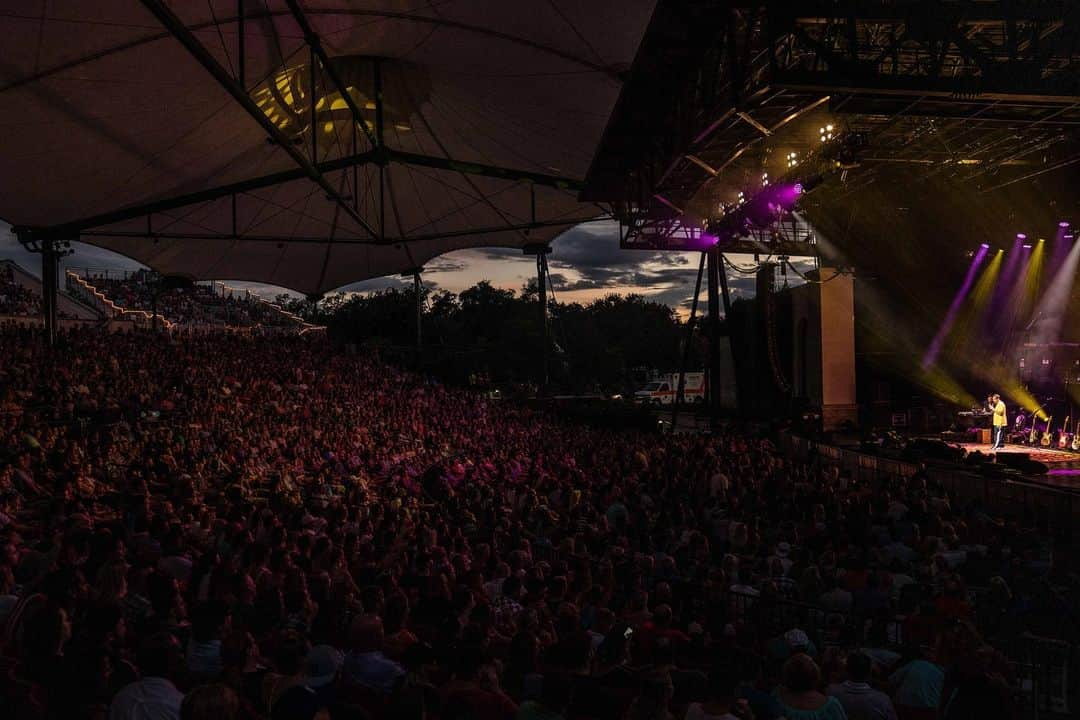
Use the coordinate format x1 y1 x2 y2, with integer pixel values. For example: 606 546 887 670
65 271 175 328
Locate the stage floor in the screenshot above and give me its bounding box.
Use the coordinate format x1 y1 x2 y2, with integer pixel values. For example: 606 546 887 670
950 442 1080 489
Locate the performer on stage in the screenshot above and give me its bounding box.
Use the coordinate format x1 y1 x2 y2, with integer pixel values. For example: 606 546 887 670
988 393 1007 450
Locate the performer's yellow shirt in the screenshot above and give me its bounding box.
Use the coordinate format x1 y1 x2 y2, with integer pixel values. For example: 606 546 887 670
992 400 1007 427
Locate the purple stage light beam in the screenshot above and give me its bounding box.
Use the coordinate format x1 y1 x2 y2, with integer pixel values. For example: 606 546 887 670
987 234 1025 338
922 244 989 369
1050 222 1073 271
1028 237 1080 347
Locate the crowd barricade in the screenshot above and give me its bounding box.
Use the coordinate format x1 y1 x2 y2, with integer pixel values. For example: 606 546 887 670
779 432 1080 539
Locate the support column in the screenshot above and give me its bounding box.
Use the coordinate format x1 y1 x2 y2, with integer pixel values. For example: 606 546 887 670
706 247 722 429
41 239 59 347
671 252 706 434
413 270 423 349
818 269 857 430
717 252 740 413
538 253 549 395
523 244 551 397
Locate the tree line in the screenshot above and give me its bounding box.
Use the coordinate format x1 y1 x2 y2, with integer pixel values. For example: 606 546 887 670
275 281 706 395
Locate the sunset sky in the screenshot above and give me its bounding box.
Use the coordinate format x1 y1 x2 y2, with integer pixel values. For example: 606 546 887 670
0 219 780 318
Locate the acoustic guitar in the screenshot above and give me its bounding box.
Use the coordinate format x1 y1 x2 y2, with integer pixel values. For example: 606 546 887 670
1059 415 1072 449
1072 419 1080 451
1040 416 1054 447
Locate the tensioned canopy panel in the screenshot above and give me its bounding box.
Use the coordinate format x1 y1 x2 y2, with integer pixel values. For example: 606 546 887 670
0 1 656 295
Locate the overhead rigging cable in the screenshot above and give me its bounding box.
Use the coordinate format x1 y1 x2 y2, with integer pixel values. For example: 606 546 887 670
783 259 845 285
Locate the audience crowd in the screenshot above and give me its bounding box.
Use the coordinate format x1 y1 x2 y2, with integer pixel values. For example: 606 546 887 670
0 326 1074 720
80 272 302 327
0 265 42 317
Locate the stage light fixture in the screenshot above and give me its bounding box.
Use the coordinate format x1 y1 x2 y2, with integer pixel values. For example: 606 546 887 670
761 172 769 187
1023 244 1033 249
1059 221 1070 228
980 243 990 249
1016 233 1027 240
787 151 798 168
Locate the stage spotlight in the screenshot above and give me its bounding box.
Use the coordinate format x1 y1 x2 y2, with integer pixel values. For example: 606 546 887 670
1059 221 1070 228
980 243 990 249
1017 233 1027 240
761 172 769 187
1023 244 1033 249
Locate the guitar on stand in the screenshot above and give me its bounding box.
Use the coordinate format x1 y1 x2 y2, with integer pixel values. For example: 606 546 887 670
1072 419 1080 451
1029 416 1039 445
1059 415 1072 449
1040 416 1054 447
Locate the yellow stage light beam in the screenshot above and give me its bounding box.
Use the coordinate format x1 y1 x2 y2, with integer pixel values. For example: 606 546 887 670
949 249 1004 352
1020 240 1045 314
917 365 978 408
979 361 1048 421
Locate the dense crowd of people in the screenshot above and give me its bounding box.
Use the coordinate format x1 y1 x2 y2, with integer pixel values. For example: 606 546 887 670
79 272 302 327
0 325 1074 720
0 264 42 317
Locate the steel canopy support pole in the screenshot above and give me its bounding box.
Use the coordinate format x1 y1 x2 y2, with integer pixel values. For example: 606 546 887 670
237 0 245 87
309 47 317 162
40 240 59 347
413 270 422 349
706 247 722 430
137 0 379 240
374 58 386 242
671 252 706 434
717 252 740 413
284 0 379 151
538 252 549 396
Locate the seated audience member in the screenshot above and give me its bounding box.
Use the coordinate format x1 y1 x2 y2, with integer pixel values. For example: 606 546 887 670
180 684 239 720
341 615 405 694
827 652 897 720
684 665 745 720
110 633 184 720
774 654 848 720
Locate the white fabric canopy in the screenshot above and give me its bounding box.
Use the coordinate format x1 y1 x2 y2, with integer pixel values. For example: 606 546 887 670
0 1 655 294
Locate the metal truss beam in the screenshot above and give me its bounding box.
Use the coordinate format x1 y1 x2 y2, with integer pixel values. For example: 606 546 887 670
14 150 378 242
78 216 604 246
389 150 582 191
13 149 582 242
774 71 1080 104
714 239 819 257
774 1 1072 24
137 0 380 240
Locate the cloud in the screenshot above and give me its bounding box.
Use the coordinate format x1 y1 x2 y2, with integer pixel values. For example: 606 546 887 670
423 257 468 273
332 276 412 294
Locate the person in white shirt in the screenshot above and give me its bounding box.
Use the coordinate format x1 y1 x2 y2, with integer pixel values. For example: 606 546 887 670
110 633 184 720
